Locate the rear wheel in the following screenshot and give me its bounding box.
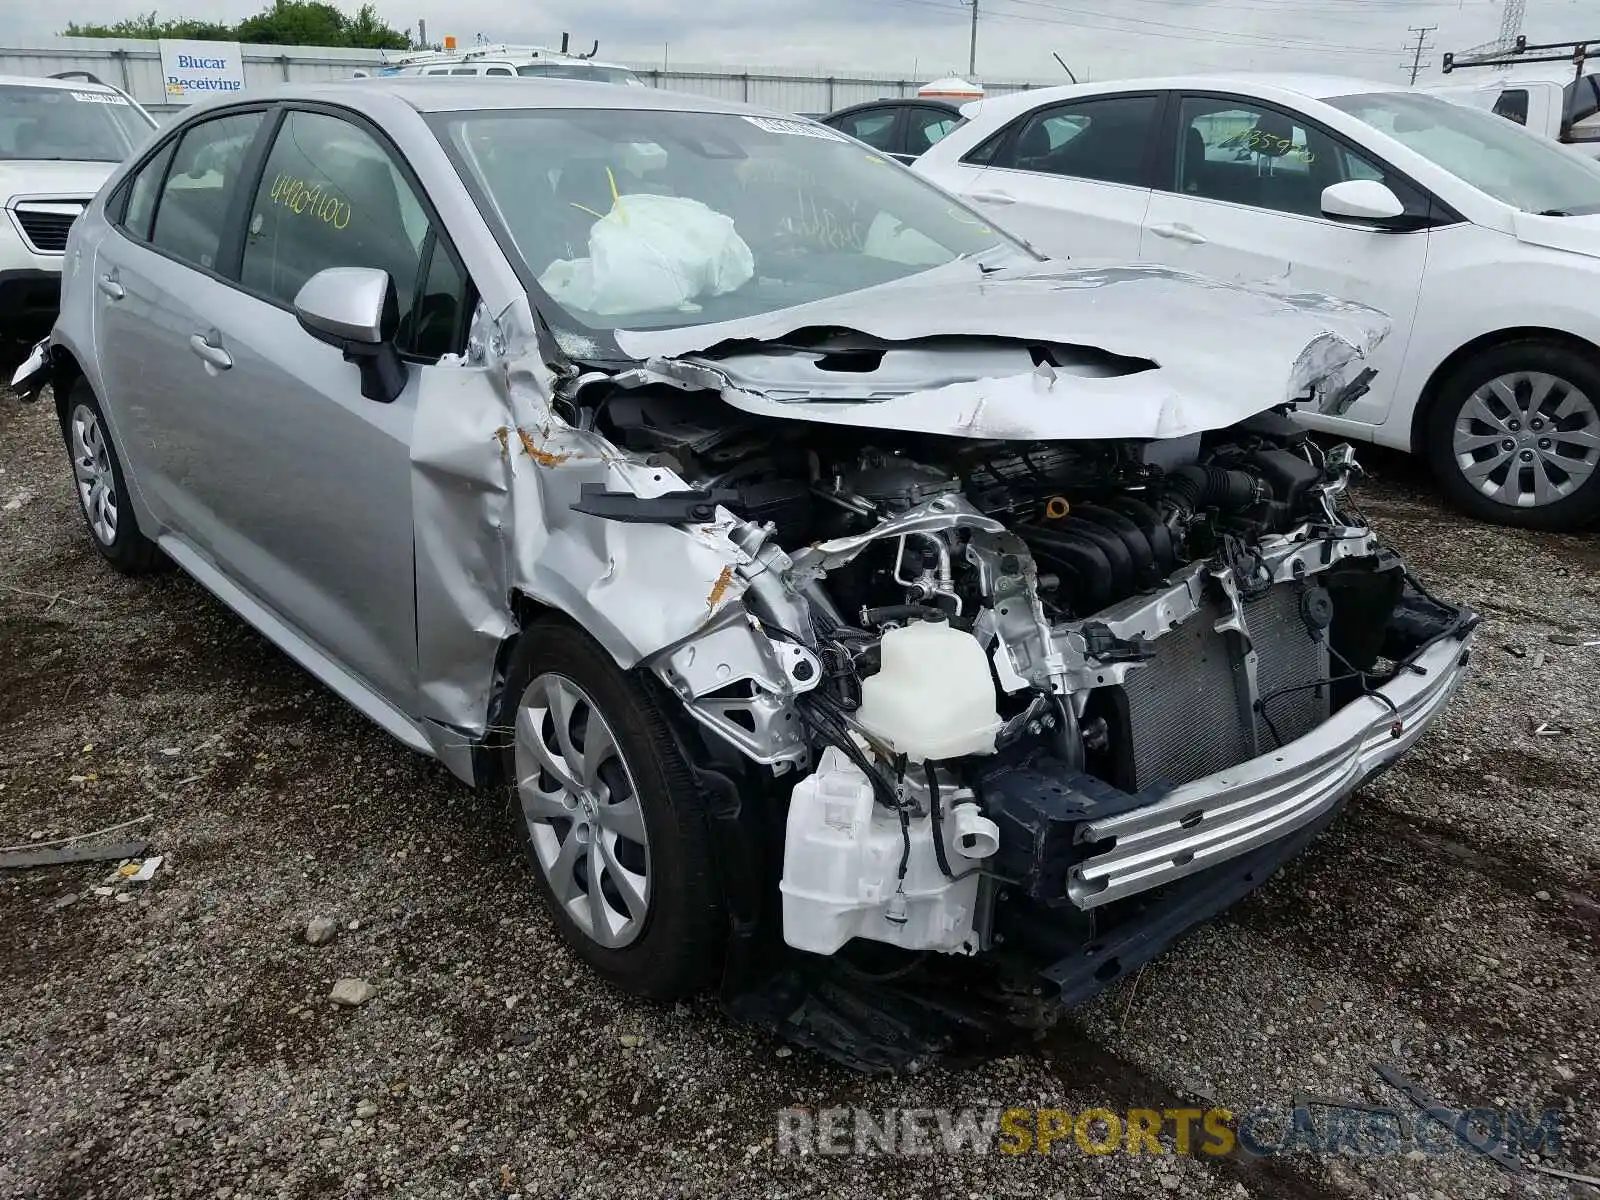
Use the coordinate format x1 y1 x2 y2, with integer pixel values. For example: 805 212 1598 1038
58 380 166 573
496 619 723 999
1426 340 1600 529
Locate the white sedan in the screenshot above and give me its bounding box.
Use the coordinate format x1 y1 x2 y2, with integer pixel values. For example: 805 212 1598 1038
914 73 1600 528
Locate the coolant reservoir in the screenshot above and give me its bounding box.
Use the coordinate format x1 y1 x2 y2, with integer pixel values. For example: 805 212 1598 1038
856 618 1002 760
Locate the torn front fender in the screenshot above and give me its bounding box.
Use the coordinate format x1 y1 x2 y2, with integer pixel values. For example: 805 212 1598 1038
408 327 754 756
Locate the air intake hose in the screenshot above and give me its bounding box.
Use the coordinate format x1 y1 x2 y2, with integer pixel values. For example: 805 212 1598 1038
1162 465 1259 515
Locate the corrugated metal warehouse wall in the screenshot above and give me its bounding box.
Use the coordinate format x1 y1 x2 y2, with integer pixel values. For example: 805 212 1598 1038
0 39 1048 115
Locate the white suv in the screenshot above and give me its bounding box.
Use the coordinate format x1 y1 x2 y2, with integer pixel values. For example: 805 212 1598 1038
1 73 155 342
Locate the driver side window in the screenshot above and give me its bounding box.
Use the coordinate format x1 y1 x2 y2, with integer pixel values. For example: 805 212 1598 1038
239 109 470 361
1175 96 1401 219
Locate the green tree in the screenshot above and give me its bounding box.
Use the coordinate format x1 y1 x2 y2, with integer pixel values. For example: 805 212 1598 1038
64 11 237 39
343 4 407 50
236 0 347 45
63 0 410 48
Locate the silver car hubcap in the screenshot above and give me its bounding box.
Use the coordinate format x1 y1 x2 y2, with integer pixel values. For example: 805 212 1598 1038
513 672 652 949
70 404 118 544
1452 371 1600 508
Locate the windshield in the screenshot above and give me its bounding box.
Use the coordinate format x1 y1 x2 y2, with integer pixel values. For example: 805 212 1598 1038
438 108 1020 332
0 84 152 162
517 63 645 86
1327 90 1600 215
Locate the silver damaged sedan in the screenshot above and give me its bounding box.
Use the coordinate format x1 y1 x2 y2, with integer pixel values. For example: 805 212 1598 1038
15 79 1479 1069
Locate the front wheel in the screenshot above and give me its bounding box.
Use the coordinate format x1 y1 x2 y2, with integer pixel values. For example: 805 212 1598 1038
496 619 724 999
1426 340 1600 529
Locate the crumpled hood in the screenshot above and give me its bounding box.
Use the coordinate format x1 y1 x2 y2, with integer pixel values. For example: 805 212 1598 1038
0 159 116 203
1510 210 1600 262
616 262 1391 442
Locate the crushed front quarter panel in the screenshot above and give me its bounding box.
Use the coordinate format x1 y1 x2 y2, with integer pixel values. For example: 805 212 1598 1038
408 309 755 763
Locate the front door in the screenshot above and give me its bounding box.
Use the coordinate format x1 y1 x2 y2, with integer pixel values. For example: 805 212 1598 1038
1140 94 1433 430
187 106 475 711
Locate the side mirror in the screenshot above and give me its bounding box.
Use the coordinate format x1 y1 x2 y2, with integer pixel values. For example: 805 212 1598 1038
293 267 409 404
1321 180 1406 225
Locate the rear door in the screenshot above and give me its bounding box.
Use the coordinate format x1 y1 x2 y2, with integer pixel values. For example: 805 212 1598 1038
953 92 1164 261
92 108 269 539
1139 93 1435 429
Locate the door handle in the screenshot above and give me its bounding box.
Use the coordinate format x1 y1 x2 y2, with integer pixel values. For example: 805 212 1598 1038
96 273 124 300
1149 222 1207 245
188 332 233 371
968 189 1016 205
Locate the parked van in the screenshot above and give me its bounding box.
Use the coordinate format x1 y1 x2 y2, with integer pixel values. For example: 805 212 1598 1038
1421 68 1600 158
365 43 645 87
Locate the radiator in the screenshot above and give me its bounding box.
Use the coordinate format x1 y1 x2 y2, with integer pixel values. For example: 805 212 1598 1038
1117 582 1330 790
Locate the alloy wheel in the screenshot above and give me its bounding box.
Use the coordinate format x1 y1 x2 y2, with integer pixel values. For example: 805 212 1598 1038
1452 371 1600 508
69 404 118 545
513 672 653 949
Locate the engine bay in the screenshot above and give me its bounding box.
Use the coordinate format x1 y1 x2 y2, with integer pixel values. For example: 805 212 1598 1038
545 364 1474 1038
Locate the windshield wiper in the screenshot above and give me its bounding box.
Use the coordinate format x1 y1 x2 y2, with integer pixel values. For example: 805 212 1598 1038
1536 208 1576 217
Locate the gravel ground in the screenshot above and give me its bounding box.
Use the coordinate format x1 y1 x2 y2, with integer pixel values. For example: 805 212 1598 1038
1 381 1597 1200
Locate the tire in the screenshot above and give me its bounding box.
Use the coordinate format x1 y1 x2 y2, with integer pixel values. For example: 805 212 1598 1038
1426 339 1600 529
58 380 166 573
496 617 724 999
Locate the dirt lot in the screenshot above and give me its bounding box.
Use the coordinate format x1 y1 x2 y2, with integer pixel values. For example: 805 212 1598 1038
1 382 1597 1200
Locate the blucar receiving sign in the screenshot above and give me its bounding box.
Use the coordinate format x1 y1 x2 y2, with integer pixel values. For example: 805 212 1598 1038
159 40 246 101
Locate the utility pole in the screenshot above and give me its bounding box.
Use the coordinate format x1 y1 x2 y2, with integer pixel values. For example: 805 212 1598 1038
1404 25 1437 84
968 0 979 78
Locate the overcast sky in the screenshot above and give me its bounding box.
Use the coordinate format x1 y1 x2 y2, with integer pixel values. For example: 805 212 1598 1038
16 0 1592 84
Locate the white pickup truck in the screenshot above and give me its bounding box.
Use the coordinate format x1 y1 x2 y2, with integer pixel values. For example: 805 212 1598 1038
1422 68 1600 159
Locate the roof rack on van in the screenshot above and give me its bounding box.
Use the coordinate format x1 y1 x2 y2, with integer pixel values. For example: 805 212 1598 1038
1444 34 1596 76
1442 34 1598 137
380 32 601 67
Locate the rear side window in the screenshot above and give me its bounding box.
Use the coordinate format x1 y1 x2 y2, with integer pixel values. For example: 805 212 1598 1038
907 108 961 153
240 109 467 359
833 107 900 153
148 111 264 272
120 139 177 240
988 95 1160 186
486 67 513 77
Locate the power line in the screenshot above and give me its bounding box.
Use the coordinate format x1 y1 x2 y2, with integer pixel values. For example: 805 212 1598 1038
866 0 1465 71
1403 24 1437 84
973 0 1403 56
982 0 1398 52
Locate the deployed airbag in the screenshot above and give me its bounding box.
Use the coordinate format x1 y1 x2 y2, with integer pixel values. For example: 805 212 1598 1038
540 193 755 316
